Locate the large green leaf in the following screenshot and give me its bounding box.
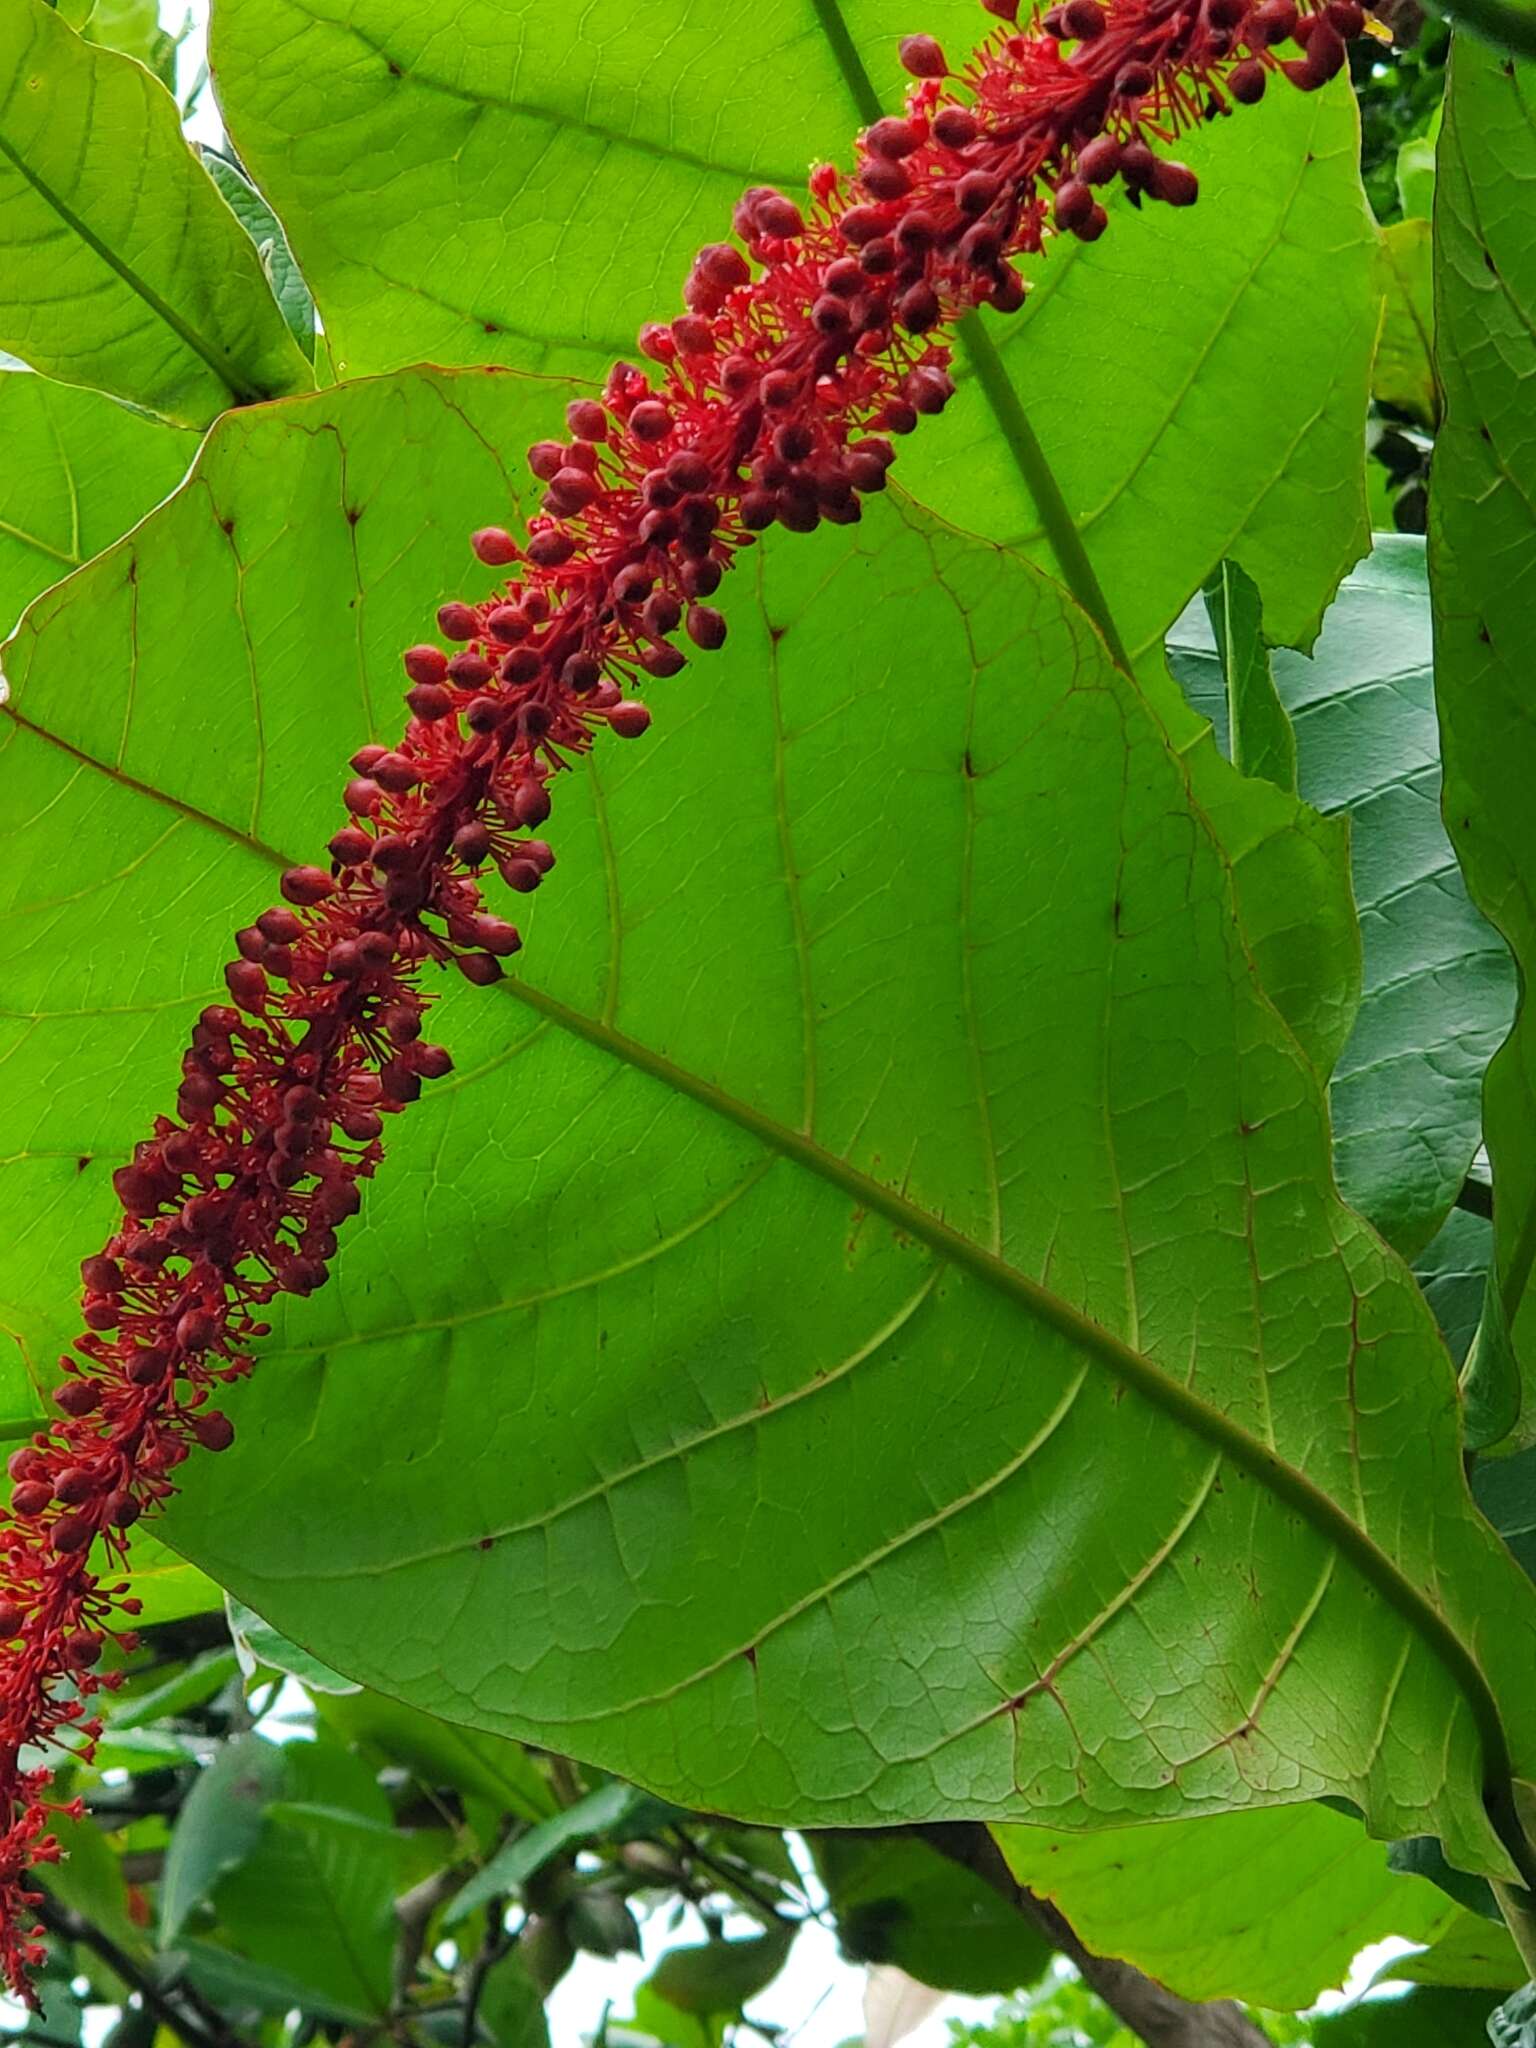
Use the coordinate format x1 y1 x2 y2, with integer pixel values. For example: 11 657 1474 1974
1430 42 1536 1446
1168 538 1514 1255
3 370 1536 1876
995 1805 1455 2010
0 369 194 637
210 0 1375 661
0 0 311 425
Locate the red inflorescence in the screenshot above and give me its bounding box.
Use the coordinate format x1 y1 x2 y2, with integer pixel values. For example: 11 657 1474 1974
0 0 1361 1998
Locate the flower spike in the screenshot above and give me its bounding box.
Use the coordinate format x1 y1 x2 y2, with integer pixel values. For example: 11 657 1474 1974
0 0 1361 1999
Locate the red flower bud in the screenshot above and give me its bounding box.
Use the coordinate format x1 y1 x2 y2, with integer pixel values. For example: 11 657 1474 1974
899 34 947 74
471 527 519 566
402 644 448 686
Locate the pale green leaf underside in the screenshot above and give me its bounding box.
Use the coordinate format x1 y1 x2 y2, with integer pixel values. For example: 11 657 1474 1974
1430 45 1536 1447
0 0 312 425
208 0 1374 664
995 1804 1455 2009
1168 537 1514 1256
1 368 1533 1872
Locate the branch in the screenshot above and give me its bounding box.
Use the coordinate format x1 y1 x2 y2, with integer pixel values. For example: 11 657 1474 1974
916 1825 1274 2048
34 1891 253 2048
393 1865 469 2009
458 1895 514 2048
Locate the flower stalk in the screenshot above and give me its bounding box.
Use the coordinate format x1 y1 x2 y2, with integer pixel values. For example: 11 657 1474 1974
0 0 1361 1998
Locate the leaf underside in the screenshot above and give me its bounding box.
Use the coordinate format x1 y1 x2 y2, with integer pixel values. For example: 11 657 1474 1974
1 368 1533 1873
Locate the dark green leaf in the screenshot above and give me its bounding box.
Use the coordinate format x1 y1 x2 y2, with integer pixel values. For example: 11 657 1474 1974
648 1924 794 2017
816 1835 1053 1998
1389 1836 1501 1926
159 1733 285 1942
1416 1208 1496 1372
1309 1986 1499 2046
211 1741 401 2018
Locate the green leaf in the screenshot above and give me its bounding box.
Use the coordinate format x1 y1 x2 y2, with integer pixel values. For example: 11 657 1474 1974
1376 218 1439 430
446 1780 665 1927
1473 1443 1536 1585
1168 537 1515 1254
648 1924 794 2018
1429 41 1536 1448
995 1805 1456 2011
0 369 194 637
317 1689 557 1821
57 0 176 86
0 0 311 425
1200 560 1296 792
1309 1986 1499 2046
210 0 1376 662
614 1982 727 2048
115 1531 222 1627
1389 1834 1501 1927
226 1595 360 1693
196 149 316 362
1398 131 1438 220
814 1835 1054 1997
210 1741 401 2019
473 1952 550 2048
6 368 1536 1878
107 1648 240 1730
47 1811 146 1970
1371 1911 1526 1993
172 1938 380 2026
159 1733 285 1943
1415 1208 1495 1371
1464 1275 1524 1456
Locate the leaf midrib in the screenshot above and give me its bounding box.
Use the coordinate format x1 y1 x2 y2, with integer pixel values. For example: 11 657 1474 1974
0 19 272 411
7 618 1528 1882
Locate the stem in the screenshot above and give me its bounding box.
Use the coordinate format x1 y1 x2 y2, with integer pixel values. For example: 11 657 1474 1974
916 1825 1272 2048
1494 1880 1536 1980
34 1891 253 2048
956 314 1136 673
